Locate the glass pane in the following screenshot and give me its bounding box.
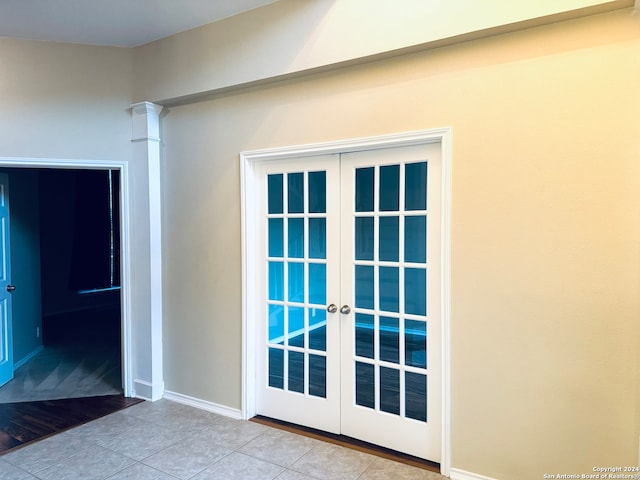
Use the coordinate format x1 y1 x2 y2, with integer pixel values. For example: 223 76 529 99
309 307 326 351
380 366 400 415
379 164 399 212
355 217 374 261
404 216 426 264
308 263 326 305
379 316 399 364
379 216 399 262
405 268 426 316
268 218 284 258
288 218 304 258
288 306 305 348
308 171 326 214
288 351 304 393
268 304 284 344
355 167 374 212
355 362 375 409
288 172 304 214
379 266 399 313
405 372 427 422
288 262 304 303
405 320 427 368
308 218 326 259
268 348 284 389
355 265 374 310
355 313 374 359
267 174 283 214
268 261 284 301
405 162 427 211
309 354 326 398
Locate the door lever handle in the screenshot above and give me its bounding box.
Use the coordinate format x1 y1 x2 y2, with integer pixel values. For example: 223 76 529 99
6 285 16 292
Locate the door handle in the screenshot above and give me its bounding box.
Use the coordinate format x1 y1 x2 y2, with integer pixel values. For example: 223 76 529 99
6 285 16 293
327 304 338 314
340 305 351 315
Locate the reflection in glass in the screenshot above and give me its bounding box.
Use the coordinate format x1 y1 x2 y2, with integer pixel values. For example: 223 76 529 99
288 306 304 348
379 316 399 364
355 266 374 310
379 164 399 211
405 372 427 422
355 217 374 261
309 354 326 398
380 366 400 415
355 167 374 212
355 362 375 409
308 218 326 259
355 313 374 359
308 263 326 305
379 266 399 313
268 348 284 389
405 162 427 211
268 304 284 344
405 216 426 264
405 268 426 316
405 320 427 368
288 218 304 258
288 262 304 303
309 307 326 351
268 174 283 214
268 218 283 258
288 172 304 214
308 171 326 214
288 351 304 393
268 262 284 301
379 216 399 262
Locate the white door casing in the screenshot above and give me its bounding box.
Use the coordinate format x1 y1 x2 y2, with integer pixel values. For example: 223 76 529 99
241 129 452 473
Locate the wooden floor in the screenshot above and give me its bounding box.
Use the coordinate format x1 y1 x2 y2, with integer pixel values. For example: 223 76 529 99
0 395 143 455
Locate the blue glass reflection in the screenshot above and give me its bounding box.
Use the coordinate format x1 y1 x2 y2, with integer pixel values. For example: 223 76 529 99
268 262 284 301
288 172 304 214
405 162 427 211
288 218 304 258
288 351 304 393
309 307 326 351
355 265 374 310
268 304 284 344
355 313 374 359
288 262 304 303
309 354 326 398
288 306 305 348
267 174 283 214
405 372 427 422
404 216 426 264
308 171 326 214
405 268 426 316
355 167 374 212
308 218 326 259
268 348 284 389
379 216 399 262
308 263 326 305
380 366 400 415
405 320 427 368
379 316 399 364
268 218 283 258
355 217 374 261
355 362 375 409
379 266 399 313
379 165 399 211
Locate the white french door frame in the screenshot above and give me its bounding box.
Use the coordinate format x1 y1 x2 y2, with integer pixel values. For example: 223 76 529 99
241 128 452 476
0 157 134 397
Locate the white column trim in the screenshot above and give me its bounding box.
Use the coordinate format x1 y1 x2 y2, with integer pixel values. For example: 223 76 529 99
130 101 164 400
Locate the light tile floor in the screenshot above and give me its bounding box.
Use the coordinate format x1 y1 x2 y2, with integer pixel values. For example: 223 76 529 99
0 400 448 480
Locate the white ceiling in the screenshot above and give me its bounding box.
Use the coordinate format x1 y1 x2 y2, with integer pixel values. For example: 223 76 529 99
0 0 280 47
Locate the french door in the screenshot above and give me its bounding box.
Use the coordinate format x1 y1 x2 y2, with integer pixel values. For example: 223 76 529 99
253 141 442 462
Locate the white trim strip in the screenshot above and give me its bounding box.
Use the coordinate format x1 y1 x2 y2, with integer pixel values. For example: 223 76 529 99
449 468 501 480
164 390 243 420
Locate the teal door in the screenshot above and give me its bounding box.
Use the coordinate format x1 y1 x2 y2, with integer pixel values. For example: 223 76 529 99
0 173 13 388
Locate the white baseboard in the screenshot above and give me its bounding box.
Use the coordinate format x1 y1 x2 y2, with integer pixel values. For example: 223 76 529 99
163 390 243 420
14 345 44 369
449 468 499 480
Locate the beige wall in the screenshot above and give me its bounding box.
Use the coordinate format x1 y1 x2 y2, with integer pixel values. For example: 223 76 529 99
0 38 133 161
133 0 630 103
159 8 640 479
